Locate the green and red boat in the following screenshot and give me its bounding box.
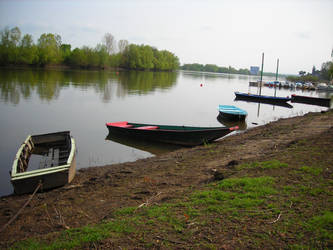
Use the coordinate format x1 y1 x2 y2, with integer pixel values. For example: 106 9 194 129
106 121 238 146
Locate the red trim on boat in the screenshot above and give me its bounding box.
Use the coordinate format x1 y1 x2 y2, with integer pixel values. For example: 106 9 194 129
229 126 239 131
106 121 133 128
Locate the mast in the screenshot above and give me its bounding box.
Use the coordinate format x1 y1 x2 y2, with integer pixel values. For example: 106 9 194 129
275 58 279 81
259 52 264 96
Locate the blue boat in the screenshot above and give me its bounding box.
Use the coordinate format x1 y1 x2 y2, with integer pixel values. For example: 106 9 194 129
218 105 248 121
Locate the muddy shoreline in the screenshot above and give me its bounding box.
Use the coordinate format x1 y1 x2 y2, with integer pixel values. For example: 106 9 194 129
1 110 332 248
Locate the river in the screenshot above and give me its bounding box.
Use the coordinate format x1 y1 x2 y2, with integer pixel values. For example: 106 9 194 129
0 68 331 196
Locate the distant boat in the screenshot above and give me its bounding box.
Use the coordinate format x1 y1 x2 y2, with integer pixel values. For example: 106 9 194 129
235 92 291 104
218 105 247 121
291 94 331 108
11 131 76 195
317 83 333 92
106 121 238 146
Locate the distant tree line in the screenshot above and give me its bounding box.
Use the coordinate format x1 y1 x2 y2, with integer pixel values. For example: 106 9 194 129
180 63 250 75
286 61 333 83
0 27 179 71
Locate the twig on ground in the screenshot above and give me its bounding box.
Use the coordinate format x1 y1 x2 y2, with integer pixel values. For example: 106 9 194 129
268 212 282 224
137 192 162 208
155 235 184 244
54 207 70 229
0 182 42 233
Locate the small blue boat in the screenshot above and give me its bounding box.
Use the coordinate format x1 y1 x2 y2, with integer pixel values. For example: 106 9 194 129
218 105 248 121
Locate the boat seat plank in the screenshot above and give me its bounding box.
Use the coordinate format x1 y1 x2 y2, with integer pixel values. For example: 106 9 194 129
39 148 62 168
135 126 159 130
52 148 59 167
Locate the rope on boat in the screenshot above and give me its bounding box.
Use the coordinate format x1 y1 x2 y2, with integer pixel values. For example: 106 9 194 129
0 181 42 233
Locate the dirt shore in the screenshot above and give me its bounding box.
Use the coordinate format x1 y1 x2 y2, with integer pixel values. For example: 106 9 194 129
1 110 332 248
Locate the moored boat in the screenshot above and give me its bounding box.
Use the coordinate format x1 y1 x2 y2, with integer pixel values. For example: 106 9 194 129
106 122 238 146
218 105 247 121
11 131 76 194
291 94 331 108
234 92 291 104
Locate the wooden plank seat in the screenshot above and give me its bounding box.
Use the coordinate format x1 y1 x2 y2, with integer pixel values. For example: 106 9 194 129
135 126 159 130
39 148 60 169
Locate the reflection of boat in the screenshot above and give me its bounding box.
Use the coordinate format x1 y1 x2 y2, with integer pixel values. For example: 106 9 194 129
106 122 238 146
11 131 76 194
218 105 247 121
106 133 182 155
217 114 247 130
291 94 331 108
249 80 263 87
234 96 293 108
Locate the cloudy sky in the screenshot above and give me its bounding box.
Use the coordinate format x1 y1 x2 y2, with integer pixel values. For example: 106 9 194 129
0 0 332 74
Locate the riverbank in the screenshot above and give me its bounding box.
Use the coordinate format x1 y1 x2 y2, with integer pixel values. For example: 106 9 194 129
1 110 332 249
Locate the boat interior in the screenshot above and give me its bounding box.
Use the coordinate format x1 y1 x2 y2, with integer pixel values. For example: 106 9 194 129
17 132 72 173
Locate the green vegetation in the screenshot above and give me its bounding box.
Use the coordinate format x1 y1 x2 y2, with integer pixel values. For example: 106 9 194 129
237 159 288 170
180 63 291 77
286 52 333 83
0 27 179 71
180 63 251 75
10 156 333 249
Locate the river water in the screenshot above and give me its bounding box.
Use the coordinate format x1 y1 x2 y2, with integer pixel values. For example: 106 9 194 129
0 68 331 196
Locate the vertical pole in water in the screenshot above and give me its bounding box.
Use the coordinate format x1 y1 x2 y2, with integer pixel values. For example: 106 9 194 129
275 58 279 81
274 58 279 97
259 53 264 96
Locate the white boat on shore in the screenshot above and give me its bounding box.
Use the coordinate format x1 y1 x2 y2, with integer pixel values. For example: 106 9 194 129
11 131 76 194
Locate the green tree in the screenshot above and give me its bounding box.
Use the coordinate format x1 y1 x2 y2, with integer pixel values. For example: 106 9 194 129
60 44 71 64
37 33 62 65
320 61 333 81
18 34 38 65
95 44 109 68
0 26 21 64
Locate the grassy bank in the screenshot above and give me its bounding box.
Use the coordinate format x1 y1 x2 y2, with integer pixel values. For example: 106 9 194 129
9 116 333 249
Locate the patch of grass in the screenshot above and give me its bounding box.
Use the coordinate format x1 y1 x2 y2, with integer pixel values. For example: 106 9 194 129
191 177 277 213
298 166 323 176
12 218 137 250
238 160 288 170
305 211 333 241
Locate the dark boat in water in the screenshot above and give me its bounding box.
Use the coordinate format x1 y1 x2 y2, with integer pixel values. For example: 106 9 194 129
234 92 293 108
235 92 291 103
234 96 294 108
291 94 331 108
106 121 238 146
218 105 247 121
11 131 76 194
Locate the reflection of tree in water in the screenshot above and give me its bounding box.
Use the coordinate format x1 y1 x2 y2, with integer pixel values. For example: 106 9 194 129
0 69 178 104
116 71 178 97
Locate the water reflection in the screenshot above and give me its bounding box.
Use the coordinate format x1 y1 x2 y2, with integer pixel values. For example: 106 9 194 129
181 70 239 80
216 114 247 130
105 132 182 155
0 69 178 104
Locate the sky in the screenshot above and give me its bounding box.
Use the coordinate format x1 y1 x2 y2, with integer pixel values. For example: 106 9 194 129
0 0 332 75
